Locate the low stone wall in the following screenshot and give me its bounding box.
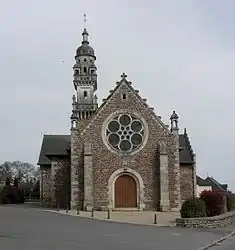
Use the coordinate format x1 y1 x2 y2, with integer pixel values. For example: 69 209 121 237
176 211 235 228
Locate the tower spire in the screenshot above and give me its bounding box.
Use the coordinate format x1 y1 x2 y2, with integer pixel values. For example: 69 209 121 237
71 15 98 127
84 13 87 30
82 13 89 44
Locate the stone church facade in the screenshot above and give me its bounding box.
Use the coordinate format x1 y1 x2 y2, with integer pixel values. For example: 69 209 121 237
38 27 197 212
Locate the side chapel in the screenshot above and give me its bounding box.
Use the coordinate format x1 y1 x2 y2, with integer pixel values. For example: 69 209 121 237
38 25 197 212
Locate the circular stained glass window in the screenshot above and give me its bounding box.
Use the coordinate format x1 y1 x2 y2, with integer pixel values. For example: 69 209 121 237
108 133 119 146
108 121 119 132
131 134 142 145
119 115 131 126
120 140 131 151
131 120 142 132
106 114 144 153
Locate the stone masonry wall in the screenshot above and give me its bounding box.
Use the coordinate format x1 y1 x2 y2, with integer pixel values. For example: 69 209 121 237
176 211 235 228
71 128 84 210
169 132 181 211
80 81 180 210
41 165 51 206
180 165 194 202
51 157 71 209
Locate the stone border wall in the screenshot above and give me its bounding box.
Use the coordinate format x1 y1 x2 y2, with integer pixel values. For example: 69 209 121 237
176 211 235 228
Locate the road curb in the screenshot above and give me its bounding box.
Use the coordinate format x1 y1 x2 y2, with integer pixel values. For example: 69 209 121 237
198 229 235 250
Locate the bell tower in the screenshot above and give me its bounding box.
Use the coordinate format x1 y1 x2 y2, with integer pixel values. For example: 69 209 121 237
71 14 98 129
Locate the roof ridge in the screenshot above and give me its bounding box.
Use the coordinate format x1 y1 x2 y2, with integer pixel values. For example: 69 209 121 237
196 175 211 186
206 177 227 191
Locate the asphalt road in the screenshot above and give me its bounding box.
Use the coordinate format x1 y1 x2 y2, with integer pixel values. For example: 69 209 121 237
0 204 234 250
210 235 235 250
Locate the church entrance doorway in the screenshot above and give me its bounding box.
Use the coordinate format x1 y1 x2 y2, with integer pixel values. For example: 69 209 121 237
115 175 137 208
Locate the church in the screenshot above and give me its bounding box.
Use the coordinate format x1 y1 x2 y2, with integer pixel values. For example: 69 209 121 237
37 25 197 212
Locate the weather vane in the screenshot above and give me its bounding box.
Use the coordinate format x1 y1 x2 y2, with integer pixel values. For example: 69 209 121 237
84 13 87 29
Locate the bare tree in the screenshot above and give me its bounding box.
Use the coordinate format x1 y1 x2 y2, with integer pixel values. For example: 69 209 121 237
0 161 39 184
0 161 13 184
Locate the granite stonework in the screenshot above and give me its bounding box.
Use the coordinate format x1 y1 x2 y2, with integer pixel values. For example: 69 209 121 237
180 165 194 202
159 142 170 212
176 211 235 228
70 128 83 210
170 129 181 211
40 165 51 206
50 157 71 209
74 81 183 211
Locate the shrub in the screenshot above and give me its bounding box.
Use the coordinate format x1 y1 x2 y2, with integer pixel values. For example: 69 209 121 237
200 190 225 216
180 198 206 218
0 182 25 204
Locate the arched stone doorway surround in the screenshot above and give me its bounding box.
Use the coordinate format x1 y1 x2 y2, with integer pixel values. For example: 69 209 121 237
108 167 145 210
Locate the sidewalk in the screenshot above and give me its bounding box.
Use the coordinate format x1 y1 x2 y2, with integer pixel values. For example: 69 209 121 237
47 209 180 227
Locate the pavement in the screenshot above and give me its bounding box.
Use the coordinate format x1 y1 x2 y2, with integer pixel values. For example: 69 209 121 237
0 204 234 250
47 208 180 226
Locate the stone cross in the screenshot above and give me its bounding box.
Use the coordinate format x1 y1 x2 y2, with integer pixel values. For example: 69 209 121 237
121 73 127 79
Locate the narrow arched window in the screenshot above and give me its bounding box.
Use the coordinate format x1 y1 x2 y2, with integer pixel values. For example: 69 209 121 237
84 67 87 74
84 91 88 99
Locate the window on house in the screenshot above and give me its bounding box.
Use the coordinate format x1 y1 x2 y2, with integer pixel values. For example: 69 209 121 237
122 93 126 100
84 67 87 74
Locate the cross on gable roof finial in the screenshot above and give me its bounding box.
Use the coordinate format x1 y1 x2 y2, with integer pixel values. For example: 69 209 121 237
121 73 127 79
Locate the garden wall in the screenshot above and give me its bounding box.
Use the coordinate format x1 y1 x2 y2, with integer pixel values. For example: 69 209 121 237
176 211 235 228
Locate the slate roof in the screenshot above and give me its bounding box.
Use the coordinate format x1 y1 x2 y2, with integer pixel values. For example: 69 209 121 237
37 134 194 165
205 177 228 192
37 135 70 165
196 175 211 186
179 134 194 164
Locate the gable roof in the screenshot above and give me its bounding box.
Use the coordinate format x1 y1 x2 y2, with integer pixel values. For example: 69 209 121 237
196 175 211 186
38 75 196 166
179 135 194 164
179 129 194 164
37 135 70 165
81 74 170 136
205 177 228 192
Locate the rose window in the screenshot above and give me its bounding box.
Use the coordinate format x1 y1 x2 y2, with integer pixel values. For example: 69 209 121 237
106 114 144 152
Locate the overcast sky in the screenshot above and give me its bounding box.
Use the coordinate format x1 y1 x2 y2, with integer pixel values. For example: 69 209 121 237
0 0 234 190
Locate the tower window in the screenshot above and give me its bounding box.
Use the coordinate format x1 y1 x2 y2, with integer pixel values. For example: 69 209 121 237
84 91 88 99
84 67 87 74
84 58 87 62
122 94 126 100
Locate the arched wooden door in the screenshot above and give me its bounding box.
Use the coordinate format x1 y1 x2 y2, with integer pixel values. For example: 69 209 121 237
115 175 137 208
